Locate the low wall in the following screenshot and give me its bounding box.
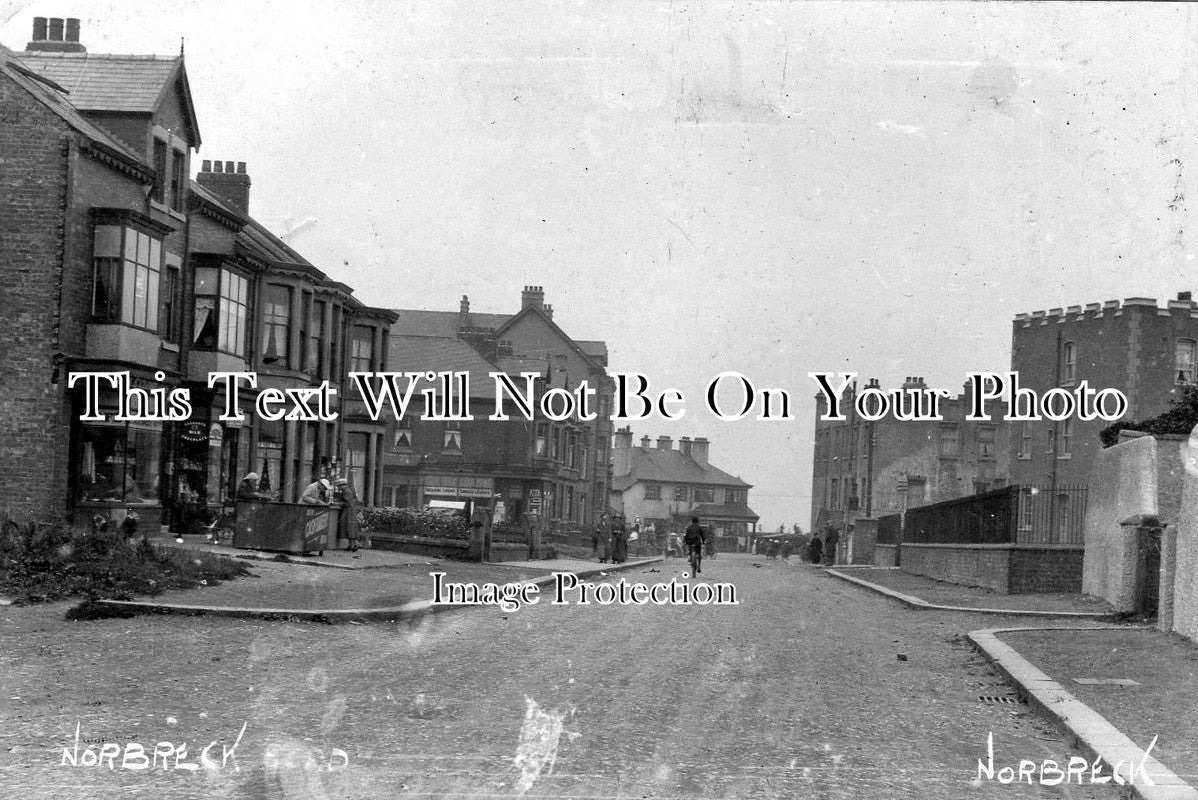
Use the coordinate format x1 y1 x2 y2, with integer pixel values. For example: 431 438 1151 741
370 534 529 561
873 544 897 568
1174 429 1198 640
851 518 878 565
902 543 1084 594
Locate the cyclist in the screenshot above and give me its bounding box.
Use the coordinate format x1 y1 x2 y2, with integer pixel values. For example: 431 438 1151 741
684 516 705 576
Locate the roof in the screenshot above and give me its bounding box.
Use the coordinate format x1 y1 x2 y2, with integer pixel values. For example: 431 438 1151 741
612 446 751 490
16 51 201 145
388 335 506 398
691 502 760 521
0 45 147 167
390 309 509 339
576 340 608 360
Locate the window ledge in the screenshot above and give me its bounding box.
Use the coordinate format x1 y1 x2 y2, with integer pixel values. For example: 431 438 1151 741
160 341 180 353
1057 453 1073 460
1017 455 1032 460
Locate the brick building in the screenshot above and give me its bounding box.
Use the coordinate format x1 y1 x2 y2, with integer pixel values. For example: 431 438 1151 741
381 287 614 530
810 377 1009 558
0 18 394 531
610 428 758 552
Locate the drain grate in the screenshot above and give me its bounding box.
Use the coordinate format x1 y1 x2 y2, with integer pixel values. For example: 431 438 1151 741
979 694 1025 705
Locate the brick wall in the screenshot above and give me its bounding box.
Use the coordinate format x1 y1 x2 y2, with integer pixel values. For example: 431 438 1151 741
1008 546 1084 594
0 72 72 522
901 542 1083 594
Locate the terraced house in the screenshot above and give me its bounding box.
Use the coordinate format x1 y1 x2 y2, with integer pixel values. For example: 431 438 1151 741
0 18 394 532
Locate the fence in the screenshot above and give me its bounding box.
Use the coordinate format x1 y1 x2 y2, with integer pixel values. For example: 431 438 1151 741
881 483 1088 546
1014 483 1088 545
903 485 1020 544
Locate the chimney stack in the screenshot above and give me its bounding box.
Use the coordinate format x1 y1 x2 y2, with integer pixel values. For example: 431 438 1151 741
678 436 693 457
611 426 633 476
196 160 251 216
640 436 651 450
521 285 545 311
656 435 672 450
27 17 86 53
1180 291 1193 302
543 303 554 320
691 437 710 467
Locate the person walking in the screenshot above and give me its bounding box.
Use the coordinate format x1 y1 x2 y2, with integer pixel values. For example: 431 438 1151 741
684 517 705 575
808 534 824 565
824 528 840 566
334 477 361 551
780 538 792 562
611 516 628 563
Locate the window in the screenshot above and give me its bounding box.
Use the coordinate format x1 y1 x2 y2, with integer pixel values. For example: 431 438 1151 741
349 325 374 373
1061 341 1077 385
192 267 248 356
829 478 839 509
261 284 292 367
92 225 162 331
1058 417 1073 457
1019 488 1035 530
694 487 715 503
329 304 343 379
728 488 745 504
673 486 688 502
1177 340 1196 384
937 425 959 458
443 420 462 452
152 138 167 204
345 432 369 500
534 422 549 456
170 149 186 212
1017 422 1032 459
644 484 661 500
551 427 561 460
393 418 412 450
977 426 996 459
75 388 162 504
160 263 180 342
309 300 326 376
298 291 312 374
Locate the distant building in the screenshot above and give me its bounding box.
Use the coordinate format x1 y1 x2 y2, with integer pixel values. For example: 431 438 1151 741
610 428 758 551
810 377 1009 560
382 287 613 529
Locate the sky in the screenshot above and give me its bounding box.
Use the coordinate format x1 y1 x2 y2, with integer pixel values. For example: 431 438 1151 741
3 1 1197 531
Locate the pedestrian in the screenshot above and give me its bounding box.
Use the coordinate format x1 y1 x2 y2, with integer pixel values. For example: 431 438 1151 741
808 534 823 565
683 517 705 575
596 515 612 563
780 539 792 562
611 516 628 563
237 472 271 501
334 477 361 551
767 539 777 559
824 527 840 566
299 478 330 505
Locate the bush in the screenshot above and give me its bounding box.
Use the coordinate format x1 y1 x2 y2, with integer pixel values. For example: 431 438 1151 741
0 522 251 605
1100 384 1198 447
361 507 469 540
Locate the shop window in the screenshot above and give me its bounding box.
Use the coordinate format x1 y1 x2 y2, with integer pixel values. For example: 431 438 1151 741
443 421 462 452
76 390 162 504
350 325 374 373
255 417 285 495
92 224 162 331
346 432 369 499
644 484 661 500
261 284 292 367
192 266 248 356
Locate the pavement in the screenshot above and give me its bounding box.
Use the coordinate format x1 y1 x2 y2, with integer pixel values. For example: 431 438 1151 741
819 559 1198 798
94 537 663 622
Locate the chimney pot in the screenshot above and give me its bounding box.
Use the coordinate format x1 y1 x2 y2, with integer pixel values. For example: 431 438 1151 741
201 159 211 171
65 18 79 42
224 160 234 173
237 161 246 174
656 435 672 450
1181 291 1193 302
32 17 47 41
48 18 63 41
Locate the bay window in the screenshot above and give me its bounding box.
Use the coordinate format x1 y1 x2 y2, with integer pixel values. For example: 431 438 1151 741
350 325 374 373
261 284 292 367
92 223 163 331
192 266 248 356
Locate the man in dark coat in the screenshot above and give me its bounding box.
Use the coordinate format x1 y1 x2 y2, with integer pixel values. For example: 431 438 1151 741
824 528 840 566
808 534 824 565
684 517 705 575
335 478 361 551
611 516 628 563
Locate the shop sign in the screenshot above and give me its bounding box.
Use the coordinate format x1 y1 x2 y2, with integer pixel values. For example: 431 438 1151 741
181 421 208 443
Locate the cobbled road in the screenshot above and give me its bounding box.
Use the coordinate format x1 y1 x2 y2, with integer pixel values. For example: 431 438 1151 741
1 555 1120 799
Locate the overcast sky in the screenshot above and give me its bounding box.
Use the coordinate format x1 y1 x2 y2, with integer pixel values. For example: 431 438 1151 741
4 1 1197 530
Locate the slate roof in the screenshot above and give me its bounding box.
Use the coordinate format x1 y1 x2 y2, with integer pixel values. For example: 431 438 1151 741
0 45 146 166
390 309 509 339
15 51 180 113
612 446 751 491
388 335 509 398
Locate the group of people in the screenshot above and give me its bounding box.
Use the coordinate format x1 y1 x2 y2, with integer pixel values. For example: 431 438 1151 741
756 528 840 565
234 472 363 551
592 514 631 563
